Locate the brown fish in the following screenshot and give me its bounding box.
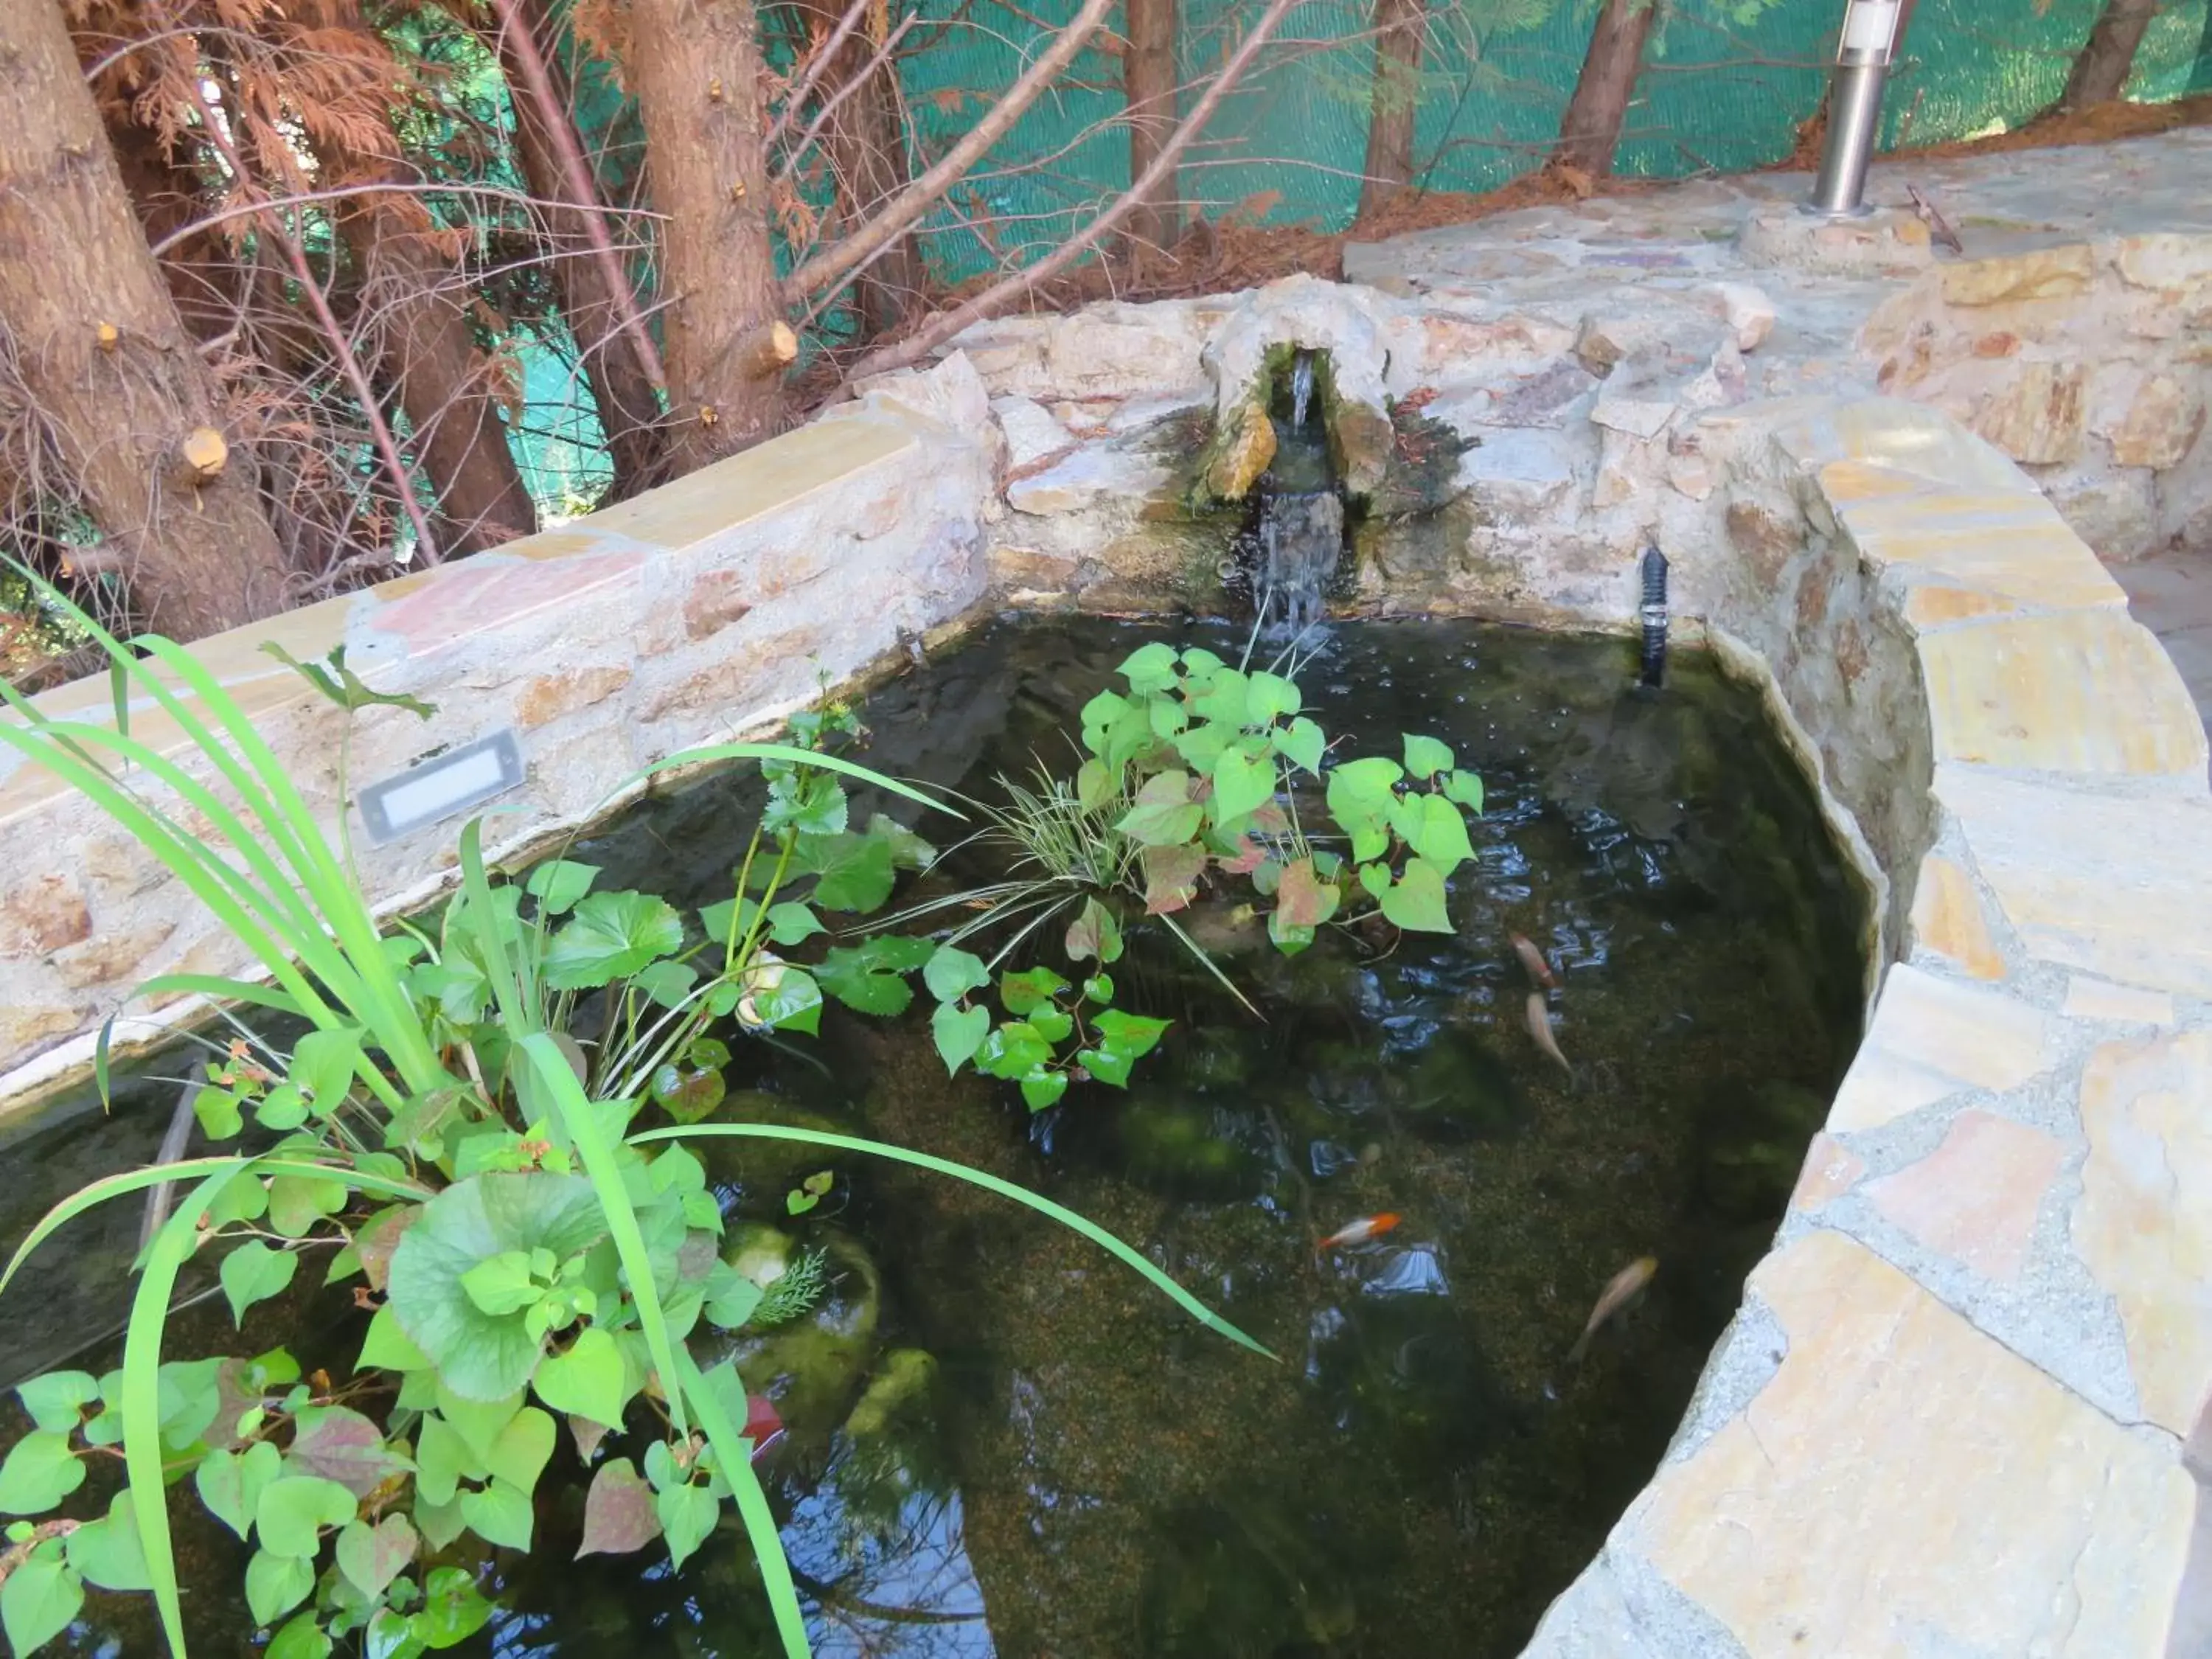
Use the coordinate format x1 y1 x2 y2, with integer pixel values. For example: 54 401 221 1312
1526 992 1572 1079
1568 1256 1658 1363
1510 932 1557 990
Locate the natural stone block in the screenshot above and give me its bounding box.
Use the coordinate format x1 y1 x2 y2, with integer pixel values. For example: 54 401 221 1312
1790 1132 1864 1214
1938 245 2096 307
0 875 91 960
1203 400 1276 499
1907 852 2006 979
1973 361 2087 465
1454 428 1579 517
2074 1032 2212 1434
1935 768 2212 998
514 664 633 727
2036 463 2163 564
1826 961 2060 1133
2112 233 2212 299
1917 609 2208 777
51 920 177 990
1863 1108 2066 1284
1008 445 1172 516
2111 373 2208 470
1626 1230 2196 1658
1043 306 1207 398
1836 486 2125 613
992 396 1076 473
1706 280 1775 352
0 1001 86 1058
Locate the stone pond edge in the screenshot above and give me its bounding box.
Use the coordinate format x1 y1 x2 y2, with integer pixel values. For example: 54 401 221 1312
0 354 2203 1651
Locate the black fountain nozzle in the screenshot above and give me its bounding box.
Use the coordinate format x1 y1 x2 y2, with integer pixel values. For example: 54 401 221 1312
1638 546 1669 689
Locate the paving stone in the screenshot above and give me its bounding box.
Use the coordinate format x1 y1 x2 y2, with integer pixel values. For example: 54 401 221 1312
1907 852 2007 979
1826 961 2062 1133
1936 768 2212 997
2064 974 2177 1026
2073 1032 2212 1436
992 396 1077 471
1863 1107 2067 1284
1938 245 2097 307
1789 1132 1865 1214
1917 610 2209 777
1006 444 1170 516
1626 1229 2197 1659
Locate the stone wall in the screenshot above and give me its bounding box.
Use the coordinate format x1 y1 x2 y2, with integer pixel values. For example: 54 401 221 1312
0 371 997 1109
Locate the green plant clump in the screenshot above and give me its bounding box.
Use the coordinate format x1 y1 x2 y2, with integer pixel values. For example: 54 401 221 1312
0 580 1270 1659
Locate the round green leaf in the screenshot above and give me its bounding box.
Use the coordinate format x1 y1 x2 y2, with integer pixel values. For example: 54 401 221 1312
256 1475 358 1558
246 1546 316 1627
0 1548 82 1658
220 1239 299 1328
532 1329 630 1430
543 891 686 990
386 1175 608 1402
0 1433 84 1517
524 858 599 916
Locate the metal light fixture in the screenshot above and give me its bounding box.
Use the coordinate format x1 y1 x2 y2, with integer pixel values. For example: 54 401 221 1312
357 728 525 846
1807 0 1902 217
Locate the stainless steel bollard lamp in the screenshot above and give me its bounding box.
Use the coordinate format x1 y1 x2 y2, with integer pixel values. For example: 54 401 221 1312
1806 0 1902 217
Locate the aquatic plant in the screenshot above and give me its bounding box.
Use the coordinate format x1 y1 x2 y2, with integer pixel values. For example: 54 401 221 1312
0 577 1265 1659
858 639 1486 1110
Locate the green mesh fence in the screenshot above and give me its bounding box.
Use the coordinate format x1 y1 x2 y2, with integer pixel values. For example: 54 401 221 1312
501 0 2210 511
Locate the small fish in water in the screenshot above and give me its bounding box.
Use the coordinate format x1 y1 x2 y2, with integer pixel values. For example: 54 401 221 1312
1318 1212 1401 1251
1568 1256 1658 1363
1526 992 1573 1079
1510 932 1557 990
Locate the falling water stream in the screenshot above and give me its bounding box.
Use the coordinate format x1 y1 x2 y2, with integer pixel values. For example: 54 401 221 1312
1254 349 1345 639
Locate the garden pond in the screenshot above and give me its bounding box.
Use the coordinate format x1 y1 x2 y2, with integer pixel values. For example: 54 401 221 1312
0 614 1866 1657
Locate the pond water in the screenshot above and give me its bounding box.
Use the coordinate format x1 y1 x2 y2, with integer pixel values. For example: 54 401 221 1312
0 615 1867 1658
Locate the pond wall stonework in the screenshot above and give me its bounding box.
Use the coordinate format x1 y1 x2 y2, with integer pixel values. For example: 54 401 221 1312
2 128 2211 1657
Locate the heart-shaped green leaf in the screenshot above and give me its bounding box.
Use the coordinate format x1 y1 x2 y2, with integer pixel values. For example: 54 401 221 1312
526 859 599 915
14 1372 97 1436
1402 734 1453 778
924 945 990 1002
533 1329 630 1430
64 1491 151 1591
413 1564 493 1647
1272 717 1326 776
290 1405 412 1497
256 1475 358 1558
335 1512 417 1601
1209 748 1275 826
1 1546 83 1658
0 1432 84 1517
196 1439 282 1540
267 1614 333 1659
1063 897 1124 965
1380 857 1452 933
577 1458 662 1559
655 1481 720 1571
246 1546 316 1626
931 1002 990 1075
1020 1071 1068 1112
460 1479 535 1551
1117 771 1203 846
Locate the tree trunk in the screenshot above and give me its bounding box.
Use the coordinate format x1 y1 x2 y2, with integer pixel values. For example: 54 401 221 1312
790 0 923 338
495 24 666 494
1124 0 1180 252
1554 0 1655 178
0 0 291 641
2062 0 2160 108
334 167 538 555
628 0 788 470
1358 0 1424 217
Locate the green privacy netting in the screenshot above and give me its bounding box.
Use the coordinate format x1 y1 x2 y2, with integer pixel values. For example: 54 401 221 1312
502 0 2211 511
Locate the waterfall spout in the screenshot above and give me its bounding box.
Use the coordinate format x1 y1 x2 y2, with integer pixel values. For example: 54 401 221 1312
1290 349 1316 432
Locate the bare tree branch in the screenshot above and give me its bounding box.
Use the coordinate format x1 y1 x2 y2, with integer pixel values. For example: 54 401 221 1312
782 0 1116 303
841 0 1300 384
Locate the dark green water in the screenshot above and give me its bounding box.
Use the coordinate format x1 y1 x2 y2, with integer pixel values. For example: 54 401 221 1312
0 616 1865 1658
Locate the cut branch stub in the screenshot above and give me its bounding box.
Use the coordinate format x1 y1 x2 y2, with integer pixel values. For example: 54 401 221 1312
731 321 799 383
175 425 229 484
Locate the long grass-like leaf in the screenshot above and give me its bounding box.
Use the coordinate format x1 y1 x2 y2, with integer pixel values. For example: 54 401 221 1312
125 1166 235 1657
1158 914 1262 1018
615 743 962 819
129 975 307 1017
460 818 532 1035
633 1125 1273 1358
515 1034 690 1434
671 1346 810 1658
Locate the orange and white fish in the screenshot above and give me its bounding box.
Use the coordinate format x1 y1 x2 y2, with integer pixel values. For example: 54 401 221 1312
1318 1212 1402 1251
1567 1256 1658 1363
1510 932 1557 990
1526 992 1573 1080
